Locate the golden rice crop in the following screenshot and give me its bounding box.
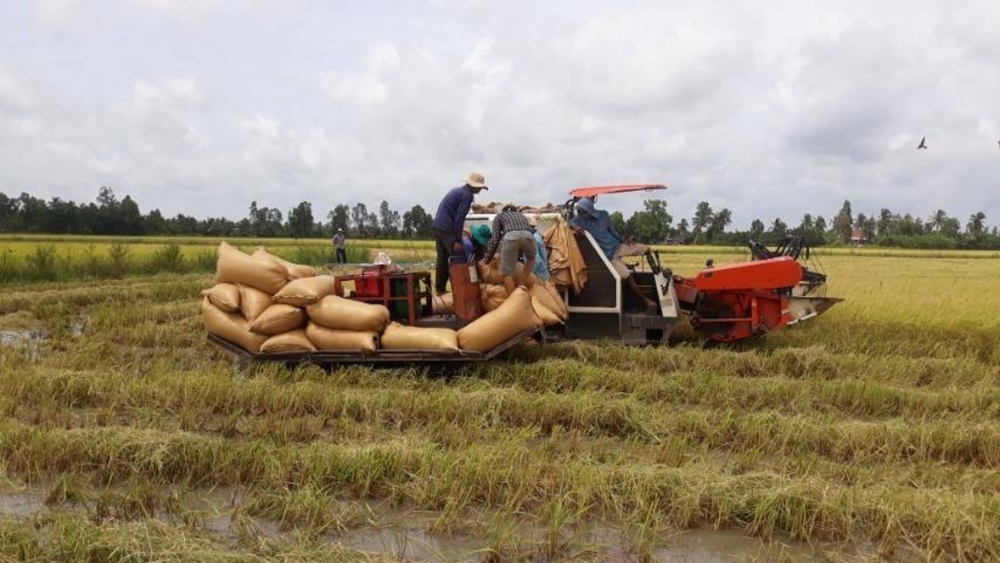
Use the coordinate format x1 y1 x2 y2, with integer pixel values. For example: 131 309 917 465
0 239 998 562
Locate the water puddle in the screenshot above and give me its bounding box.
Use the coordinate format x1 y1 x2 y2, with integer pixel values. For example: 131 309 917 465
0 486 849 562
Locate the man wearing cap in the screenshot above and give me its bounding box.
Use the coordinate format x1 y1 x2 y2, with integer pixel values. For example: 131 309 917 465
332 228 347 264
481 204 536 297
432 172 488 295
462 224 491 263
570 197 657 310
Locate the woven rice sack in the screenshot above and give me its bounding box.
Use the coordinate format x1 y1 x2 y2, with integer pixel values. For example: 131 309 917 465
531 295 563 327
380 322 459 352
305 322 378 353
457 287 541 352
273 275 335 307
200 283 240 313
542 281 569 318
252 248 316 280
215 242 287 294
249 303 306 336
476 259 537 288
239 285 273 323
306 295 390 332
431 293 454 314
260 329 316 354
480 284 508 312
201 298 267 353
530 283 567 322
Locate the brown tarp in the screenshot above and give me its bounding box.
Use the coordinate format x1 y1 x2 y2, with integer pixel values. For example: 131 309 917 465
542 216 587 295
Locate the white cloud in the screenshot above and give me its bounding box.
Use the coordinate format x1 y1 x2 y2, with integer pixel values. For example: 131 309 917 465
35 0 82 29
2 1 999 226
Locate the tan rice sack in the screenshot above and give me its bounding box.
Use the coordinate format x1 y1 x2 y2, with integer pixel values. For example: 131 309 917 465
480 284 508 312
252 248 316 280
457 287 541 352
531 296 563 327
249 304 306 336
432 293 454 314
202 298 268 353
306 295 390 332
239 285 273 323
260 329 316 354
216 242 287 294
530 283 567 322
381 322 459 352
542 281 569 318
200 283 240 313
477 260 537 288
305 322 378 353
273 275 335 307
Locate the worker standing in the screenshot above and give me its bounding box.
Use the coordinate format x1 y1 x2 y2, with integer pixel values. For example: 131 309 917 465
432 172 488 295
571 198 657 310
332 228 347 263
481 204 536 297
527 216 550 282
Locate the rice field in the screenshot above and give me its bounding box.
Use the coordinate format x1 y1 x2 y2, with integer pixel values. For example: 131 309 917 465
0 237 998 563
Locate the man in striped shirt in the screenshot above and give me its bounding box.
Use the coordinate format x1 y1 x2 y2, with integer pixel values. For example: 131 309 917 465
481 204 536 296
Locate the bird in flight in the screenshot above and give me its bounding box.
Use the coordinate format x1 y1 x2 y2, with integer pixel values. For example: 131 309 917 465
917 137 927 149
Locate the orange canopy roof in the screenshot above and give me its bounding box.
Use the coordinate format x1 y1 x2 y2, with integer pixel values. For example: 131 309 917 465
569 184 667 198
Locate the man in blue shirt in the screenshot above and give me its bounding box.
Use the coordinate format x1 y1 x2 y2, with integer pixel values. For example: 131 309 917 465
432 171 488 294
570 197 657 310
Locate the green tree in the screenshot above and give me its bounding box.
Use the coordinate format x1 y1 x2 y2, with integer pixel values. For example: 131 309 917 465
327 204 350 234
967 212 987 239
691 201 713 244
401 205 433 238
350 203 369 237
287 201 314 239
706 208 731 243
750 219 765 240
378 200 400 238
832 200 853 244
610 211 627 238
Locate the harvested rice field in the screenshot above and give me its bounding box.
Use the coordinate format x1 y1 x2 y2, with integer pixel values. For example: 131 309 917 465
0 242 998 563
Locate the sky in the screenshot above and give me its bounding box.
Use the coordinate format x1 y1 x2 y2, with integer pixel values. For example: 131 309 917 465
1 0 999 229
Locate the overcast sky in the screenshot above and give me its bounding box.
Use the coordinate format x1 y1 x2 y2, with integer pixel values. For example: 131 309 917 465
1 0 999 228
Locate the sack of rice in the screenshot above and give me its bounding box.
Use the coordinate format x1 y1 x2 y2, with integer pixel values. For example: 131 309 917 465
249 303 306 336
202 298 268 353
477 259 537 288
239 285 273 323
457 287 541 352
480 284 508 312
542 281 569 319
381 322 459 352
215 242 287 294
531 296 563 327
431 292 454 314
305 322 378 353
260 329 316 354
306 295 390 332
252 248 316 280
200 283 240 313
529 283 567 322
273 275 335 307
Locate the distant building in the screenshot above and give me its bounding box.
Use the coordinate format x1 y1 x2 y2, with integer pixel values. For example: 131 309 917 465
850 227 866 245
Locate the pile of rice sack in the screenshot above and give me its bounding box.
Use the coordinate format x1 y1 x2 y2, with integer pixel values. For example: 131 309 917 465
202 242 554 355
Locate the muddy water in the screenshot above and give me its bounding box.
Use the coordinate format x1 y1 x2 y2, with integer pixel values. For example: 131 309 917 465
0 486 835 562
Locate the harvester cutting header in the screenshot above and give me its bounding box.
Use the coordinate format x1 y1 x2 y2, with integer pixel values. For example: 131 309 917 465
203 182 842 366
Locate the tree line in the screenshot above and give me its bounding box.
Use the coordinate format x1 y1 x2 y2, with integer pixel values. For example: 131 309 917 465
1 188 997 249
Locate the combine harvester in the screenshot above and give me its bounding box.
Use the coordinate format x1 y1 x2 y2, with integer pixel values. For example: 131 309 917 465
209 184 841 366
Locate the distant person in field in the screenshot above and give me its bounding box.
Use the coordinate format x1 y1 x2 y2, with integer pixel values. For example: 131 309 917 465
481 203 536 297
527 215 550 282
462 224 491 263
571 197 657 310
332 228 347 263
432 171 488 295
